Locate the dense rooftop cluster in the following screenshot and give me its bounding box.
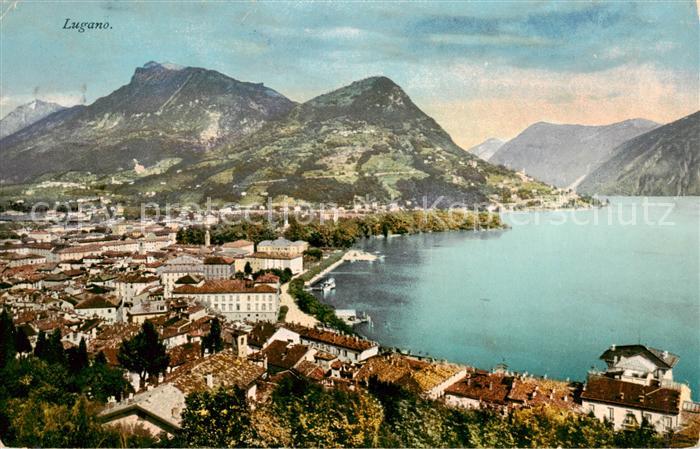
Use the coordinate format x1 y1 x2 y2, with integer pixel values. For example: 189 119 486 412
0 218 698 447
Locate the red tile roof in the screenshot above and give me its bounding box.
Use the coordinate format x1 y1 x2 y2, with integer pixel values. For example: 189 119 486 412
76 295 118 309
286 324 377 351
255 273 280 284
261 340 312 371
581 375 681 415
222 240 254 248
247 252 301 260
173 280 276 295
445 372 512 405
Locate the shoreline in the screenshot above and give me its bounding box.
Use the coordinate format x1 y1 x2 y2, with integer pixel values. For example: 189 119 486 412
304 250 378 286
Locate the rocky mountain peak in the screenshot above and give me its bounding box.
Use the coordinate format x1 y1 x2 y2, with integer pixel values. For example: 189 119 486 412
0 99 66 139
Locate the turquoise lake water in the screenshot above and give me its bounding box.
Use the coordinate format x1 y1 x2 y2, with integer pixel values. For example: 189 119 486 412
315 197 700 393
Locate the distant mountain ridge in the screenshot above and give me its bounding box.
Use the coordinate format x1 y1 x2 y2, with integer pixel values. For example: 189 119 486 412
0 61 295 183
490 118 660 189
467 138 504 160
127 75 512 205
578 111 699 196
0 63 598 206
0 99 65 139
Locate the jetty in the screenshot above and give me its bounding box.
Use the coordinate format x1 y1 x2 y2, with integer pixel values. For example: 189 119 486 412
335 309 372 327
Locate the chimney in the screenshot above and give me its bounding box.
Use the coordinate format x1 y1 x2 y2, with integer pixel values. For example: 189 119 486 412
488 382 493 390
237 335 248 358
611 344 616 351
663 350 669 359
206 373 213 388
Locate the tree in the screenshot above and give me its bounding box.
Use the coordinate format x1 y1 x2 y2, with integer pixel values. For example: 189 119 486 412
181 387 252 447
202 318 223 356
44 329 66 366
6 394 119 447
614 416 664 448
117 322 169 386
303 247 323 261
272 375 383 447
85 352 132 403
66 338 89 374
0 308 16 369
244 262 253 276
33 330 47 360
13 327 32 356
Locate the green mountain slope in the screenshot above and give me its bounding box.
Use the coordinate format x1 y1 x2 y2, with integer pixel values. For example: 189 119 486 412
0 62 295 183
0 68 562 208
121 76 537 206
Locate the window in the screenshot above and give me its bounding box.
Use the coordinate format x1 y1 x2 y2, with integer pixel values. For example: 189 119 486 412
643 413 651 423
664 417 672 430
622 412 638 429
608 407 615 421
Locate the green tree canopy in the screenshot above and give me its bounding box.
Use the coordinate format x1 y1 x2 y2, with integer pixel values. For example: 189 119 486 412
202 318 223 356
117 321 169 386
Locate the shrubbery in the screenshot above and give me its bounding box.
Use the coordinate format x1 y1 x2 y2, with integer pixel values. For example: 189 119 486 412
179 376 668 448
288 278 353 334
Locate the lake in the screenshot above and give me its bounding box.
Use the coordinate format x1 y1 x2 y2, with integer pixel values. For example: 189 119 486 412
314 197 700 392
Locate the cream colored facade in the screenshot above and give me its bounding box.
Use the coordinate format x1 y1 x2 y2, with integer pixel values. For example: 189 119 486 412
245 253 303 274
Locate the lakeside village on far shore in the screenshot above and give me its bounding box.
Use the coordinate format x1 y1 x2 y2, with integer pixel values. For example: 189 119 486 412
0 202 697 446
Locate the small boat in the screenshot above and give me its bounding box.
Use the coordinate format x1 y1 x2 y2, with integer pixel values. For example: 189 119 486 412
312 277 336 292
335 309 372 327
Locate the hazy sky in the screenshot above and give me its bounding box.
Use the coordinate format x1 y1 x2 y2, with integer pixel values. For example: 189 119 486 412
1 1 698 148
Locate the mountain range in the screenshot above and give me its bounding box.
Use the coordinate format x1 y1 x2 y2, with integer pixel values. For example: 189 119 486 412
577 111 700 196
1 61 696 202
0 99 65 139
489 119 660 189
0 62 295 184
0 63 545 206
466 138 504 161
113 76 526 205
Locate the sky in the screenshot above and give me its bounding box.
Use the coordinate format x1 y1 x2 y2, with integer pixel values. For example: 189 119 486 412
0 0 698 148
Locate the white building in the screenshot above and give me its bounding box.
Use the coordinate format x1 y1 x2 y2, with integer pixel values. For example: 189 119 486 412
257 237 308 256
115 274 160 302
203 256 234 280
581 344 693 433
245 252 303 274
159 255 204 298
74 295 123 323
284 324 379 363
581 374 688 433
599 344 678 386
172 279 280 323
138 233 176 253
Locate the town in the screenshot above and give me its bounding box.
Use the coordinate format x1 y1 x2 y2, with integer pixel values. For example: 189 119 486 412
0 212 698 447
